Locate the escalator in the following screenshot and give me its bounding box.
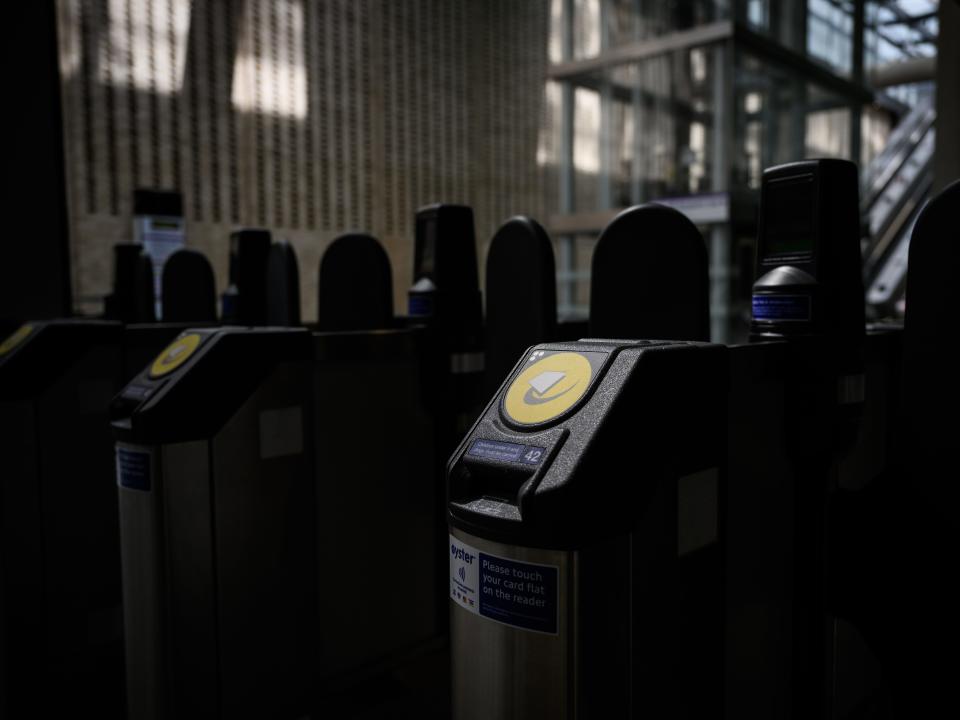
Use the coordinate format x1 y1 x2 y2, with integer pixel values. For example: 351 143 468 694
862 91 936 319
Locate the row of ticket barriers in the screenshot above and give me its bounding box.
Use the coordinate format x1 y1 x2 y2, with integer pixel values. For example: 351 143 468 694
1 160 957 719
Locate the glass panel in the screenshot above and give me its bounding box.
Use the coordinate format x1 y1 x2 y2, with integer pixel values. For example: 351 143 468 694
571 0 732 57
735 0 806 53
549 0 565 63
865 0 939 71
563 46 720 210
732 50 854 189
806 107 851 158
556 233 599 319
573 87 602 210
860 104 894 169
807 0 853 76
539 81 565 220
573 0 601 58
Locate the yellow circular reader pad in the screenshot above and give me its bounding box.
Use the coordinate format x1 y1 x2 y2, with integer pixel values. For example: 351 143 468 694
503 351 593 425
0 324 33 356
150 333 202 378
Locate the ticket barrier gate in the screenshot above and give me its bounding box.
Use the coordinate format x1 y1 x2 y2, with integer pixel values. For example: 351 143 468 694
448 340 727 718
0 320 127 718
825 323 903 718
104 243 156 323
408 204 485 437
113 326 443 720
886 179 958 716
221 228 271 324
589 203 710 342
112 327 315 720
114 232 446 718
407 204 486 635
725 159 867 720
0 243 217 717
162 248 217 323
484 204 710 398
449 159 870 719
720 328 901 720
318 232 394 332
267 240 302 327
311 231 442 705
484 217 556 394
826 179 959 718
310 330 439 697
0 318 213 719
449 202 719 718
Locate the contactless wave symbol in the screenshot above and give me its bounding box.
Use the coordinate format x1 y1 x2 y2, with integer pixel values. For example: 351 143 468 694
162 345 188 364
523 370 576 405
458 566 466 583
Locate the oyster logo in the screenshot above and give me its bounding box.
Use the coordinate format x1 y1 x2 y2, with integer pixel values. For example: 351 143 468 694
504 351 593 425
150 333 203 378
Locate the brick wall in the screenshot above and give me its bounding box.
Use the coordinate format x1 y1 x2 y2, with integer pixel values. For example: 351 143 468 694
57 0 549 320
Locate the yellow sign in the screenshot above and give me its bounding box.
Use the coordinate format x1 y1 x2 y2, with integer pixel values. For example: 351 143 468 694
0 324 33 356
150 333 202 378
503 351 593 425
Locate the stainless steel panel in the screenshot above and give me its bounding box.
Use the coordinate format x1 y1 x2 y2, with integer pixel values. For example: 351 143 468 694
0 400 41 718
118 439 219 720
725 352 796 720
450 528 576 720
117 443 164 720
160 440 219 718
212 362 316 719
314 351 437 678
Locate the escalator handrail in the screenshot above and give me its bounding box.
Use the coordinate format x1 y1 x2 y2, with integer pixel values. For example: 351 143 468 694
862 100 935 211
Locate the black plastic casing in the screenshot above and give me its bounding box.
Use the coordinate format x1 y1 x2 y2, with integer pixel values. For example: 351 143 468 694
162 249 217 323
222 229 272 325
0 320 123 399
590 203 710 342
317 233 393 331
750 159 866 456
729 159 867 720
111 326 311 444
484 216 557 394
447 340 727 550
408 204 482 339
751 159 865 343
104 244 156 324
1 319 136 717
407 203 487 452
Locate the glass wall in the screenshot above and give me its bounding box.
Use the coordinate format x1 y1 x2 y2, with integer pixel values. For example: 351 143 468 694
572 0 731 58
865 0 939 72
732 50 857 189
567 49 720 211
543 0 937 334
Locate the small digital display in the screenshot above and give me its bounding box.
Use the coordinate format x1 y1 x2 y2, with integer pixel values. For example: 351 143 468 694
467 438 545 465
762 174 815 257
752 294 811 322
122 383 155 401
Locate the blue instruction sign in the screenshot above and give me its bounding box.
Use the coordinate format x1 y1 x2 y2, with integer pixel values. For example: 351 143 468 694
450 535 558 634
116 446 152 491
